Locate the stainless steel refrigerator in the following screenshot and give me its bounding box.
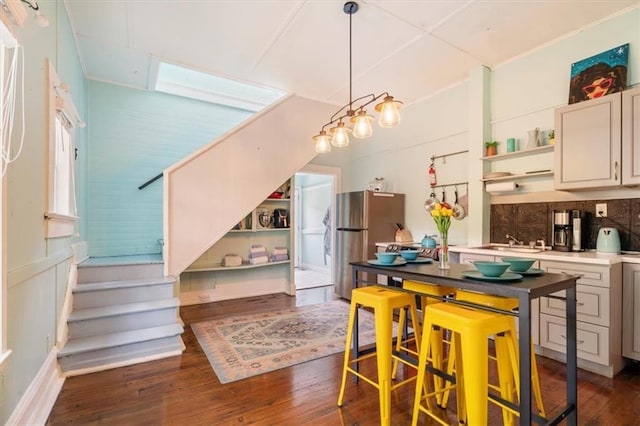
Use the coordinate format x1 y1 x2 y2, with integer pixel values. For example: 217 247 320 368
334 191 405 299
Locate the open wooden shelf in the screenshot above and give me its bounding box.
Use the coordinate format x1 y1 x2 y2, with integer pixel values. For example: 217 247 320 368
481 144 554 161
184 260 291 273
481 170 553 182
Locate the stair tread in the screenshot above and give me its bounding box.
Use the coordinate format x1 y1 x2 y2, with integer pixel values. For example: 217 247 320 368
59 336 185 376
69 298 180 322
74 276 175 292
59 323 184 356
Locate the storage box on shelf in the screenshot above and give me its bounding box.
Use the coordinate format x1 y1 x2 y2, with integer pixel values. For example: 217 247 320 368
622 263 640 361
179 179 294 305
554 86 640 190
538 260 624 378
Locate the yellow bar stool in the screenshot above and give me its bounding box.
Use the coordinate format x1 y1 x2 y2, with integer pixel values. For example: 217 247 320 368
337 286 422 426
402 280 454 406
450 290 546 421
412 303 519 426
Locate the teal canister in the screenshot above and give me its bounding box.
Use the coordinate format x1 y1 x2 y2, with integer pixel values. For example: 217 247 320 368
421 234 437 248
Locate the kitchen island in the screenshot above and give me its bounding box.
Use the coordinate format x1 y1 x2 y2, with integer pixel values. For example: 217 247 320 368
450 245 634 377
350 260 579 425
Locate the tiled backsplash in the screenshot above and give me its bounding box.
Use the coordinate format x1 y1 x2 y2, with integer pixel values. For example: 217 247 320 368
490 198 640 251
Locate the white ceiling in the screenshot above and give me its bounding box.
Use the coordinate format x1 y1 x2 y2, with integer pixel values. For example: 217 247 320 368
64 0 640 108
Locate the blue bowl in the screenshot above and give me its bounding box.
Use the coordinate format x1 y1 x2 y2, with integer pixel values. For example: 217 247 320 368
473 261 511 277
501 257 535 272
375 252 400 264
399 250 420 261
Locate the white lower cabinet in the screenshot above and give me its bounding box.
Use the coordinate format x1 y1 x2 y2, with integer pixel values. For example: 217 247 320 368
622 263 640 361
539 260 624 377
540 313 610 365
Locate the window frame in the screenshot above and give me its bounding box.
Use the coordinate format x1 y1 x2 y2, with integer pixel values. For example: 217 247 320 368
45 59 79 238
0 13 15 367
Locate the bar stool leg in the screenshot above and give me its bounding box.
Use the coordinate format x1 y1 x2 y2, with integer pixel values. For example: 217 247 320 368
495 335 516 426
376 304 393 426
460 332 489 425
411 317 433 426
337 301 358 407
530 341 546 417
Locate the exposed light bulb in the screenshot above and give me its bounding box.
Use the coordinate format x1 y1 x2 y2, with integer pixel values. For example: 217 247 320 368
375 96 403 128
329 122 351 148
313 131 332 154
350 110 373 139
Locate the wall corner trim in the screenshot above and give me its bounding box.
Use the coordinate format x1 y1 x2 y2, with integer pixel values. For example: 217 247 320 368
6 349 65 425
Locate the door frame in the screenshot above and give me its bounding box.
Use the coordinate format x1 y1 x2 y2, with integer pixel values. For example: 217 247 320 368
294 164 341 288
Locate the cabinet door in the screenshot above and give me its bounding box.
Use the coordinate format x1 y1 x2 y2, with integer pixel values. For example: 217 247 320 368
554 92 622 190
623 263 640 361
622 87 640 185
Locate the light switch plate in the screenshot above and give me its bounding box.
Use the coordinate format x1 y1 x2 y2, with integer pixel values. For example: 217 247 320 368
596 203 607 217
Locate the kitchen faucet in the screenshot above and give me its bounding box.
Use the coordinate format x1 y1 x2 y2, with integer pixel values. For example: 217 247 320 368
506 234 523 246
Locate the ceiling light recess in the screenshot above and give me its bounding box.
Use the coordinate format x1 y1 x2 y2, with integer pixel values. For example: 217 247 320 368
312 1 403 154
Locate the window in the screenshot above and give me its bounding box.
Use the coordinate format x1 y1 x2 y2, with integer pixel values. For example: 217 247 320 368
0 13 21 366
45 59 81 238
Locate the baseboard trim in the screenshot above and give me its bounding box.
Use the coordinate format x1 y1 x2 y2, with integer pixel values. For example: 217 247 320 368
6 349 64 426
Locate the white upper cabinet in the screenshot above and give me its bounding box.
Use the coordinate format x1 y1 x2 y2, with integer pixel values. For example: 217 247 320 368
554 92 622 190
622 87 640 186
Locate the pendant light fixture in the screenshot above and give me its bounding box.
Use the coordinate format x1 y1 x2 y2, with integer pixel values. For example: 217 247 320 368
312 1 403 153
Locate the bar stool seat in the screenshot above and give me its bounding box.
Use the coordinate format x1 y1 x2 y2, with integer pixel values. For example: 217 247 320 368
337 286 421 426
412 303 519 426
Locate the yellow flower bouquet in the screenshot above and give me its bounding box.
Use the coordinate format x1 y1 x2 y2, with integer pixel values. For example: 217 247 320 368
431 202 453 269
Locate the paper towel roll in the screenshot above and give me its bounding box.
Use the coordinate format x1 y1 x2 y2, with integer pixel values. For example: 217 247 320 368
486 181 519 193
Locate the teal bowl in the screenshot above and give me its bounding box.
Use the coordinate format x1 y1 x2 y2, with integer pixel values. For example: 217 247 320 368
375 252 400 264
473 261 511 277
501 257 535 272
399 250 420 261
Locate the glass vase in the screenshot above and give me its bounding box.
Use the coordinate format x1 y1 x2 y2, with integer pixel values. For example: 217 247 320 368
439 231 450 270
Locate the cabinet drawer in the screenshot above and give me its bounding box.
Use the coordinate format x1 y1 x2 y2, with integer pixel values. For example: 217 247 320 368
540 313 609 365
540 284 609 327
539 260 610 288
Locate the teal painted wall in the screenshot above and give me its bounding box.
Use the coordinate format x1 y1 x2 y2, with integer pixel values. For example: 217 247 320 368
86 82 253 257
2 0 87 423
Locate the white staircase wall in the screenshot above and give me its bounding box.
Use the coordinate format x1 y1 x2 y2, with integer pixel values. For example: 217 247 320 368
164 95 336 276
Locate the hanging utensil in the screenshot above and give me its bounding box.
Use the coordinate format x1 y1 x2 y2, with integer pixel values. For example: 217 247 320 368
452 186 466 220
441 189 446 205
423 191 440 212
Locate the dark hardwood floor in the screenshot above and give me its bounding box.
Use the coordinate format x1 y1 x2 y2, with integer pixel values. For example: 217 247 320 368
48 287 640 425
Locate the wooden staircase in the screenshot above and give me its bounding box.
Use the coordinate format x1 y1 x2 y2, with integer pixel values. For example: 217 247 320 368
58 256 184 376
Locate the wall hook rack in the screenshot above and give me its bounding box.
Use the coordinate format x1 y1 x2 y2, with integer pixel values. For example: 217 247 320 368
430 150 469 164
431 181 468 190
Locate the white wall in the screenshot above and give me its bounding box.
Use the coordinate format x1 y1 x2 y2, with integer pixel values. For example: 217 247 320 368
2 1 86 422
327 7 640 246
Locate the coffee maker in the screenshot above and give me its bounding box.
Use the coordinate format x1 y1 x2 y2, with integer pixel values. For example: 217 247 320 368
552 210 572 251
552 209 585 252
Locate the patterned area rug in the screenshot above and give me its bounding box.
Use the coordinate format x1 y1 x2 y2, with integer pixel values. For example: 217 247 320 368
191 300 377 384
